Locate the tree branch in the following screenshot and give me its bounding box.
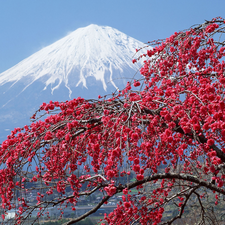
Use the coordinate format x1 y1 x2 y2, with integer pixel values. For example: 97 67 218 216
62 195 111 225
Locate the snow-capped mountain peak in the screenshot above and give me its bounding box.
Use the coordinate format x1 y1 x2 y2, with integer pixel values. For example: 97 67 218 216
0 24 144 97
0 24 148 141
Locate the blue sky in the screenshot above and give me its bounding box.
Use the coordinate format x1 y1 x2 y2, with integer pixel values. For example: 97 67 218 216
0 0 224 73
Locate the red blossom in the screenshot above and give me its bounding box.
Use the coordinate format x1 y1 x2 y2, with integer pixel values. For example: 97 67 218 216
1 18 225 225
136 174 144 180
124 201 131 208
134 80 141 87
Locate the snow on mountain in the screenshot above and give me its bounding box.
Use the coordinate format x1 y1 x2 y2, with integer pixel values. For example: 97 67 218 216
0 24 145 97
0 24 147 141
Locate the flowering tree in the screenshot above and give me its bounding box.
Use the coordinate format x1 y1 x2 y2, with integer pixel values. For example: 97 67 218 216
1 17 225 225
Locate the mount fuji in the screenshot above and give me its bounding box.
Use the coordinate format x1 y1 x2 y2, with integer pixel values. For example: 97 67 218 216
0 24 147 141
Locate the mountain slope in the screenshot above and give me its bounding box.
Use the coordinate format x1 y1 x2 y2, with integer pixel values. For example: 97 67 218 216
0 24 147 140
0 24 144 96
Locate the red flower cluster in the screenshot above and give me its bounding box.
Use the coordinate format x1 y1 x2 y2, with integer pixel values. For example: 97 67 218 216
1 18 225 224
